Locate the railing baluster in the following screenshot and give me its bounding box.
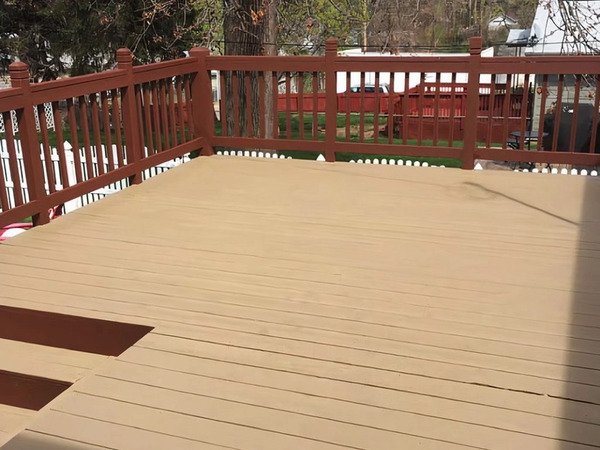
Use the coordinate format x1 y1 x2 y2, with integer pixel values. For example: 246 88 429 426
142 85 155 155
569 74 581 153
345 71 351 142
272 71 279 139
312 72 318 140
590 74 600 153
298 71 304 140
175 78 187 143
111 89 125 167
78 95 95 179
66 99 83 183
258 71 266 139
402 72 409 144
449 73 456 146
433 72 440 146
168 80 178 146
536 75 549 151
486 74 496 148
359 71 365 143
151 82 163 152
90 93 106 175
52 101 70 187
219 72 227 136
501 74 512 150
232 71 241 137
2 112 23 206
417 72 425 146
244 71 253 137
285 71 292 139
518 74 531 150
100 93 115 171
37 104 56 193
374 72 380 144
159 79 170 148
552 74 565 152
0 133 9 210
387 72 395 144
184 75 196 139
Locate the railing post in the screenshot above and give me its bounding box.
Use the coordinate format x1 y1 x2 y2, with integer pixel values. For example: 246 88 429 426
462 37 482 170
9 62 50 225
116 48 143 185
325 38 338 162
189 47 215 156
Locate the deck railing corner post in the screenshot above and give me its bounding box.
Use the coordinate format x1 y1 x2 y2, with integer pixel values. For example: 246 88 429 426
117 48 143 185
9 61 50 225
189 47 215 156
462 36 483 170
325 38 338 163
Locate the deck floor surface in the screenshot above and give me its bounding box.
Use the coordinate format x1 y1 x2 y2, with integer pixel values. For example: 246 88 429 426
1 157 600 449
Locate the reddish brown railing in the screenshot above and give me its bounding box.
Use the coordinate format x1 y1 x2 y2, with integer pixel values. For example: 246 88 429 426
2 37 600 229
0 48 213 228
208 37 600 168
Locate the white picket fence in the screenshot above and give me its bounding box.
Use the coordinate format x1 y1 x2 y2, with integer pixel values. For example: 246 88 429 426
0 139 190 215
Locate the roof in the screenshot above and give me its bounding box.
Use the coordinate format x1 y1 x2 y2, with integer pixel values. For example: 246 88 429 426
506 28 532 47
1 157 600 448
526 0 600 54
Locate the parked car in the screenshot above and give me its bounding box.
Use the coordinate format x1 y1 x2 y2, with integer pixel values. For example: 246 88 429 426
349 84 390 93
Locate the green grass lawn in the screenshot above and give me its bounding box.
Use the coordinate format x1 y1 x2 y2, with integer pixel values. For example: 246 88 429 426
216 112 464 167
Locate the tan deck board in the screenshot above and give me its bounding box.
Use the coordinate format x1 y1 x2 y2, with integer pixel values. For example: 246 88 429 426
0 406 35 447
89 356 600 447
0 339 108 383
1 157 599 448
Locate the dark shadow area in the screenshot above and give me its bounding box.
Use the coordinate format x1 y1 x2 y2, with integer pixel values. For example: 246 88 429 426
0 305 153 356
561 178 600 448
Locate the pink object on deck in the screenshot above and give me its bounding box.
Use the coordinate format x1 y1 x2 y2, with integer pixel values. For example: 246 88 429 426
0 223 33 241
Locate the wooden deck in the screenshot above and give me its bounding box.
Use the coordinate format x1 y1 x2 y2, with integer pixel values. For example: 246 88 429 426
1 156 600 449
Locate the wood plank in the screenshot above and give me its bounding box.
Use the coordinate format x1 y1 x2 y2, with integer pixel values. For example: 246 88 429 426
132 335 600 426
92 357 600 447
5 414 225 450
1 277 596 387
49 393 358 450
2 430 112 450
65 381 474 449
0 404 35 445
2 262 599 346
0 339 108 383
4 268 597 367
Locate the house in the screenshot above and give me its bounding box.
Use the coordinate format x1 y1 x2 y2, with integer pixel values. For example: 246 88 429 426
527 0 600 55
336 47 496 94
525 0 600 140
488 14 519 31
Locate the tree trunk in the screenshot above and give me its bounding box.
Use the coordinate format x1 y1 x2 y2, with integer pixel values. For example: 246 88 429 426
263 0 278 139
222 0 265 137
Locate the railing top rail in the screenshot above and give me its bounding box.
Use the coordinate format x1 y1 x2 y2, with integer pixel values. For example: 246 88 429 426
206 55 325 72
132 56 199 74
480 56 600 74
28 69 128 104
0 86 24 112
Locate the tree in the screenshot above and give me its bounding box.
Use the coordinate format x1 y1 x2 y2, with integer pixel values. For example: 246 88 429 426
0 0 199 80
544 0 600 54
